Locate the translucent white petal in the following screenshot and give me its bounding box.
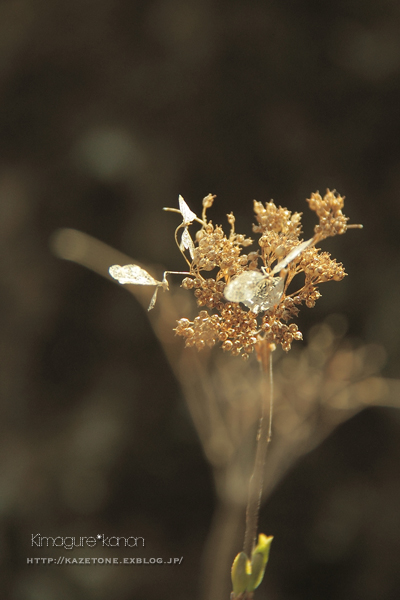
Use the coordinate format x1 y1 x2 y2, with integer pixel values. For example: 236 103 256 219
109 264 160 286
242 276 284 313
224 270 284 314
178 195 197 224
224 271 265 303
180 227 195 259
272 237 314 274
148 287 159 311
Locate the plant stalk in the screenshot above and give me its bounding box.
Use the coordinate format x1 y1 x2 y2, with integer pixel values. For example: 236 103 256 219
243 340 273 558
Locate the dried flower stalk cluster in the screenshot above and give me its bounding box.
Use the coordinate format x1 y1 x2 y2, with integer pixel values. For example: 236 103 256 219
109 190 361 359
173 190 360 358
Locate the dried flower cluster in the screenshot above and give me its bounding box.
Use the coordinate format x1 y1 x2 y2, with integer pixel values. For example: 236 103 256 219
109 190 361 359
171 190 361 358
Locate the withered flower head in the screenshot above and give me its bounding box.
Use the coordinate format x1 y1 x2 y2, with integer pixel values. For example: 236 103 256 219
109 191 361 357
170 190 362 359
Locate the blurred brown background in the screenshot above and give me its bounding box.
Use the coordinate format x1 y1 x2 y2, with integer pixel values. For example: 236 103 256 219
1 0 400 599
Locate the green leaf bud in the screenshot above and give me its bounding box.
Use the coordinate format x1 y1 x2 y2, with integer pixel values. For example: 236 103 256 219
231 551 250 595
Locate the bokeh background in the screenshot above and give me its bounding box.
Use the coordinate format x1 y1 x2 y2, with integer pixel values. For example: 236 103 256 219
1 0 400 599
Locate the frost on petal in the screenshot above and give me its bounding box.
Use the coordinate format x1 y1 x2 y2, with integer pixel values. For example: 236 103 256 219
178 195 197 225
272 237 314 274
180 227 195 259
109 264 160 286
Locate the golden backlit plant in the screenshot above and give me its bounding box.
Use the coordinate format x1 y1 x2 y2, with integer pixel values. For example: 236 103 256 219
52 190 400 600
170 190 360 357
107 190 362 599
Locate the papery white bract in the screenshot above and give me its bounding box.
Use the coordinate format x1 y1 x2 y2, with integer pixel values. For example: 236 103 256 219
148 287 160 311
109 264 168 311
109 264 163 286
224 271 285 313
271 237 314 274
178 195 197 225
224 237 314 314
180 227 195 259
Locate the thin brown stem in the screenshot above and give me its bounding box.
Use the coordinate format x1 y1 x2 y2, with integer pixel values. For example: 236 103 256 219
243 340 273 557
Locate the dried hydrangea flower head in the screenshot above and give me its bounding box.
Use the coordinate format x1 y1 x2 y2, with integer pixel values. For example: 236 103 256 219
170 190 361 358
109 191 361 357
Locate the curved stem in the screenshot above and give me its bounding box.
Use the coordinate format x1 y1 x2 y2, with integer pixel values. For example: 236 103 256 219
243 340 273 557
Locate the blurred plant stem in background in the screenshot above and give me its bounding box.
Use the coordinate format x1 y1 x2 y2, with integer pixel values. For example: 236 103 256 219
51 228 400 600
